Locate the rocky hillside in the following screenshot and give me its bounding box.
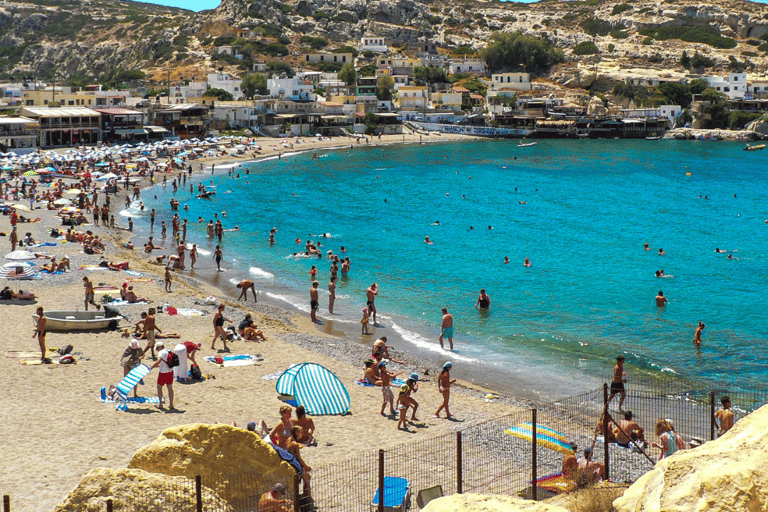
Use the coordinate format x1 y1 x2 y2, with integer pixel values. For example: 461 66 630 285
2 0 768 87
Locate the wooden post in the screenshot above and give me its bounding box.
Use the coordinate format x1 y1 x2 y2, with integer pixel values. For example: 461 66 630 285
195 475 202 512
4 494 10 512
106 499 113 512
603 383 610 480
293 473 301 512
378 449 385 512
531 408 537 501
710 391 716 441
457 431 463 494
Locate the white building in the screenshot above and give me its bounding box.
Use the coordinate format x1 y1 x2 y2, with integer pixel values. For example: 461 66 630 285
303 52 354 65
749 79 768 98
210 101 264 129
360 36 388 53
0 116 38 152
449 58 486 75
703 72 747 100
659 105 682 126
207 73 243 99
491 72 532 92
267 77 315 102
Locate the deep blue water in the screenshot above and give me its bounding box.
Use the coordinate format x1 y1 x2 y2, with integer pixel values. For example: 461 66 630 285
129 139 768 392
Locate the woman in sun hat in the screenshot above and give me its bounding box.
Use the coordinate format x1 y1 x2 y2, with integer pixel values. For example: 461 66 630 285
120 339 144 398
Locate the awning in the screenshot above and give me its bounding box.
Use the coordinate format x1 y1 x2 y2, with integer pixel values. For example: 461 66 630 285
115 128 148 135
321 115 348 120
145 126 169 133
375 113 401 117
275 114 298 119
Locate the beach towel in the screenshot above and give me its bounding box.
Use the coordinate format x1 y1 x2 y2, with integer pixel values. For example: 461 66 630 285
115 363 152 410
124 270 144 277
106 299 149 306
100 387 160 405
172 308 205 316
126 277 154 282
204 354 262 367
355 378 406 387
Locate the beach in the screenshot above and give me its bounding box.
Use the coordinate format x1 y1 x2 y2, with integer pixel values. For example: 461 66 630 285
0 131 531 512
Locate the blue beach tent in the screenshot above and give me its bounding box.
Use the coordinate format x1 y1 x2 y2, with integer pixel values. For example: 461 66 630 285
275 362 350 415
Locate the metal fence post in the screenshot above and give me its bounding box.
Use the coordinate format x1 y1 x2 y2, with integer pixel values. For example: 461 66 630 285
457 431 463 494
603 383 610 481
710 391 716 441
106 499 113 512
378 449 385 512
195 475 202 512
4 494 10 512
294 473 301 512
531 408 537 501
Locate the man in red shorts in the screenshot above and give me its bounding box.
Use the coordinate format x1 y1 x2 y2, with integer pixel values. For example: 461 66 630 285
151 341 175 410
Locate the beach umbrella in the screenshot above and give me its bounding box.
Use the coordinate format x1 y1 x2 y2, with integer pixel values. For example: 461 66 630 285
4 250 38 261
59 206 81 214
504 423 574 456
53 198 70 206
9 204 32 212
95 162 110 167
65 188 82 195
0 261 38 279
22 170 37 176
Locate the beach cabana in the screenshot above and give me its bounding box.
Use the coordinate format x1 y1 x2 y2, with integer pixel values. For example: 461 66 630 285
275 362 350 415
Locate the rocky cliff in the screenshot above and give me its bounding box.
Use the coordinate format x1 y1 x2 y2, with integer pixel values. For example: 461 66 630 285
2 0 768 86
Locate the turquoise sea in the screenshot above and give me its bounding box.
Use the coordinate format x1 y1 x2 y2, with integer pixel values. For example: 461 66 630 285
128 139 768 396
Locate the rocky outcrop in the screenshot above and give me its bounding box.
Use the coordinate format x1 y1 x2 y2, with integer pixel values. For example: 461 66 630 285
128 424 295 507
53 468 233 512
613 403 768 512
421 494 570 512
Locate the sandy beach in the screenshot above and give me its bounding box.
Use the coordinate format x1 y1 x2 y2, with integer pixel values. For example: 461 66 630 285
0 131 529 512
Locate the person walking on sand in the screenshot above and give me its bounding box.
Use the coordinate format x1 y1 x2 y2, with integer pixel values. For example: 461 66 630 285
656 290 668 307
475 288 491 310
10 226 18 251
439 307 454 350
693 321 705 349
213 245 223 271
164 266 172 292
211 304 231 351
237 279 257 302
366 283 379 324
377 360 401 416
607 355 627 411
83 276 100 310
33 306 49 363
310 280 320 323
151 341 174 410
328 276 336 314
189 244 197 269
435 362 457 418
142 307 162 359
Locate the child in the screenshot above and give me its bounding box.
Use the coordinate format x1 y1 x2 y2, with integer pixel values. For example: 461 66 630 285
164 266 172 292
397 384 410 430
128 218 133 231
110 215 115 228
714 396 735 436
309 265 317 279
361 308 370 335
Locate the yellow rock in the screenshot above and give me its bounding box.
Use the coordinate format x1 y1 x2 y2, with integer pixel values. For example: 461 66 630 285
129 424 296 507
422 494 571 511
614 403 768 512
53 468 232 512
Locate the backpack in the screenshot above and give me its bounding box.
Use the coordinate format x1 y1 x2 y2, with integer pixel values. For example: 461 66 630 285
166 352 180 368
190 364 202 381
58 344 73 356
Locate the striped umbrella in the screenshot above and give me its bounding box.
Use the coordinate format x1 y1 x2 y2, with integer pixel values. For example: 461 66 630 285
276 362 350 415
22 170 37 176
504 423 574 456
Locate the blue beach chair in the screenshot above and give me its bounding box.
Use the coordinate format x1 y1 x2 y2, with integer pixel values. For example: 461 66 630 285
371 477 411 512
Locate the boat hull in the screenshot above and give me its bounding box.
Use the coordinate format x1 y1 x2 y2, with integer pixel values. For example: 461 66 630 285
33 310 123 332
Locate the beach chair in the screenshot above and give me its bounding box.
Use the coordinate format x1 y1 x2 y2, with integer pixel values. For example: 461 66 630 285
416 485 443 509
114 363 152 411
371 477 410 512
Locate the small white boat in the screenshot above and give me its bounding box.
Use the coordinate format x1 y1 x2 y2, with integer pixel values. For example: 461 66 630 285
32 310 123 332
518 141 537 147
645 136 661 140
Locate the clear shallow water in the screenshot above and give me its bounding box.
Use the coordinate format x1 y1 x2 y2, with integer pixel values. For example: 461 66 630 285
134 139 768 392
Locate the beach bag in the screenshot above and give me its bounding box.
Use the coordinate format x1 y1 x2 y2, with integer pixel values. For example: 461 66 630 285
58 344 73 356
59 355 76 364
166 352 180 368
190 364 202 381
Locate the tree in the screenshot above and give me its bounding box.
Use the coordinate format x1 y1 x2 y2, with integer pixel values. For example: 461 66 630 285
266 61 294 77
377 75 394 101
241 73 267 98
679 50 691 68
657 82 692 109
688 78 709 95
413 66 447 86
690 51 714 70
480 31 564 74
363 112 378 135
205 87 234 101
339 63 357 85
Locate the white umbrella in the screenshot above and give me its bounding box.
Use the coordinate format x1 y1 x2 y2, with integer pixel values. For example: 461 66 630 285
9 204 32 212
53 198 70 206
5 250 38 261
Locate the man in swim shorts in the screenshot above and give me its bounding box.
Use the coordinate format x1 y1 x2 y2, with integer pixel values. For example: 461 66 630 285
366 283 378 324
439 307 454 350
310 281 319 323
607 355 627 411
83 276 100 311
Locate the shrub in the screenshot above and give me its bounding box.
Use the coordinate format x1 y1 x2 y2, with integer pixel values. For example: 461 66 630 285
747 39 761 46
428 15 441 24
640 25 736 49
581 17 612 36
280 4 292 13
611 3 632 15
742 50 758 57
759 42 768 52
690 51 714 69
611 30 629 39
607 43 615 52
573 41 600 55
299 35 328 50
312 11 330 20
729 111 762 130
648 54 662 63
642 36 653 45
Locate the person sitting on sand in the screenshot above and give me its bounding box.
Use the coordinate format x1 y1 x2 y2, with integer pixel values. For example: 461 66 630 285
270 405 294 449
577 447 605 483
287 426 312 498
562 442 579 480
363 358 380 385
614 411 646 448
125 285 149 304
293 405 317 447
134 311 147 335
238 313 267 341
258 483 292 512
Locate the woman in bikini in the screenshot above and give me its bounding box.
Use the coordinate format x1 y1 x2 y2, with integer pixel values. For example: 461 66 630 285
210 304 231 351
270 405 294 449
287 425 312 498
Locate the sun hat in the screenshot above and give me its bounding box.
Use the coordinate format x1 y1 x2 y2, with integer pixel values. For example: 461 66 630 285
443 361 453 369
155 341 164 350
378 360 387 368
129 340 140 349
409 373 420 382
364 358 374 365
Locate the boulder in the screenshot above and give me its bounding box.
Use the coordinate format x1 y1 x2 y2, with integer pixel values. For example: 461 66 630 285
614 403 768 512
129 424 296 507
53 468 232 512
422 494 570 512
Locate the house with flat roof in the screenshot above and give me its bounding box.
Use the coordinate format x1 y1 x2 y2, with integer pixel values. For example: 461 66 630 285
20 106 101 147
0 116 38 152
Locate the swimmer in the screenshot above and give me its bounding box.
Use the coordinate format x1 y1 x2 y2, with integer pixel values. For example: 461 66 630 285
504 256 509 264
424 236 433 245
693 321 705 349
524 257 531 267
655 290 668 307
715 248 726 253
658 248 665 256
431 220 440 226
519 201 527 204
644 243 650 251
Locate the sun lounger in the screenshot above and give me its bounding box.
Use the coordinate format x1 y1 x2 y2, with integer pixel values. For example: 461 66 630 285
114 363 152 411
100 387 160 405
371 477 410 512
